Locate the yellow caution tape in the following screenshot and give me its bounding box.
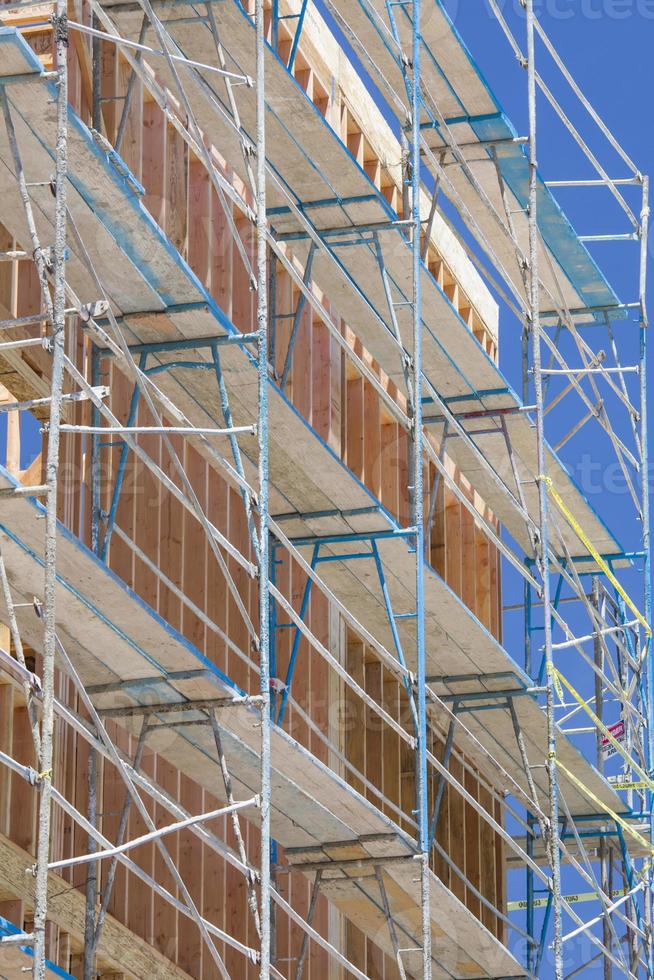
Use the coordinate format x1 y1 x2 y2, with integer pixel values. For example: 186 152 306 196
552 667 653 792
538 475 651 637
508 889 627 912
546 661 564 702
610 780 650 792
555 757 654 857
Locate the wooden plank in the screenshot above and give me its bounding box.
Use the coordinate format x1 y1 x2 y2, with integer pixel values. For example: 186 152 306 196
9 706 35 852
178 774 203 977
0 682 13 839
345 375 364 483
463 766 481 921
345 632 365 799
474 518 492 632
447 754 466 906
363 378 381 502
478 784 499 936
165 122 188 256
382 673 400 826
444 486 462 599
364 659 383 813
152 754 179 963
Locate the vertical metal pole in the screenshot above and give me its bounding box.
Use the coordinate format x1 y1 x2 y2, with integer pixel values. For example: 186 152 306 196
410 1 431 976
255 0 271 976
639 174 653 974
525 2 562 976
33 1 68 975
90 345 101 555
268 248 277 376
592 578 605 773
524 572 532 676
599 831 611 980
592 577 611 980
521 321 529 404
91 719 149 956
294 870 323 980
83 749 98 980
271 0 279 55
91 13 102 133
526 813 535 975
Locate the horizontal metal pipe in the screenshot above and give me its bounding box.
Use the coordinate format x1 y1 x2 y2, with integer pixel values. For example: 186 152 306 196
99 332 259 358
539 366 638 375
0 484 47 498
98 695 263 717
48 798 259 871
0 336 48 352
0 386 109 413
68 20 253 82
0 309 75 330
58 423 255 436
546 179 639 187
552 620 639 650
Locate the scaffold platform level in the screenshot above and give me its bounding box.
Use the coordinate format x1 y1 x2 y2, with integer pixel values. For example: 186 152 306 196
0 28 626 818
327 0 622 320
0 467 524 980
284 844 526 979
505 831 652 868
83 3 625 564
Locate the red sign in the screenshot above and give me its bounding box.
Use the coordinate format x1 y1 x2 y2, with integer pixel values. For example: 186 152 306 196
601 721 625 760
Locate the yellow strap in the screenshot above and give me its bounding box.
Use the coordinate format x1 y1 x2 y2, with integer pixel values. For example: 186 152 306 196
552 666 654 792
37 769 52 781
546 661 564 702
508 889 627 912
539 475 651 637
555 757 654 858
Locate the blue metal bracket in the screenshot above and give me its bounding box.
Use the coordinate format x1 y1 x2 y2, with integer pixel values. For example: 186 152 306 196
271 528 422 734
287 0 309 74
427 706 457 850
276 542 319 726
280 241 316 392
100 351 147 562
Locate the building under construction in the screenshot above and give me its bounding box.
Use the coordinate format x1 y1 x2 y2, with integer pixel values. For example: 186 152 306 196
0 0 649 977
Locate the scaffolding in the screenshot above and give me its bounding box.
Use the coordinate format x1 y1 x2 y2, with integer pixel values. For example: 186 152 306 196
0 0 649 978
